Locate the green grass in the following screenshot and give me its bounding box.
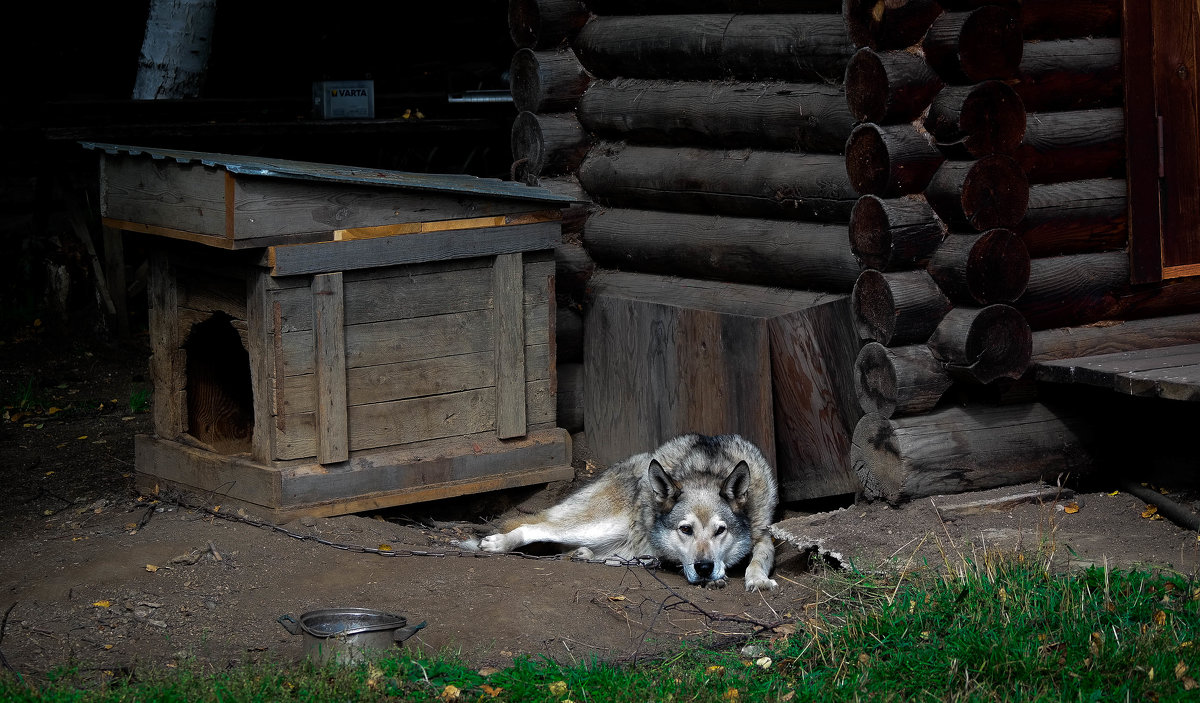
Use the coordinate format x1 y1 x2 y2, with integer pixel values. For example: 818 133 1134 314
3 555 1198 702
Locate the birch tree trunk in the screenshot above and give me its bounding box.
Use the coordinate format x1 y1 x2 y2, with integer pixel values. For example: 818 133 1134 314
133 0 218 100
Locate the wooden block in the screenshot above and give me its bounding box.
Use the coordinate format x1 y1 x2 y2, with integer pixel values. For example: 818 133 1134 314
584 272 858 502
312 273 348 464
495 253 528 439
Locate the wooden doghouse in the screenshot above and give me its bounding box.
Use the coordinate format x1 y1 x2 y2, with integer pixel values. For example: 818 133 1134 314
87 142 577 520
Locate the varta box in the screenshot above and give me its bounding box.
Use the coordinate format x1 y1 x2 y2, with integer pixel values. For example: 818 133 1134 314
312 80 375 119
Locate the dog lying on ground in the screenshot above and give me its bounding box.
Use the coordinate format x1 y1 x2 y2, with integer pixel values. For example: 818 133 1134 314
478 433 779 591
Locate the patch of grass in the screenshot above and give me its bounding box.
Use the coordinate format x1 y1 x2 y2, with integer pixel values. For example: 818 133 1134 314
128 386 151 414
2 557 1197 702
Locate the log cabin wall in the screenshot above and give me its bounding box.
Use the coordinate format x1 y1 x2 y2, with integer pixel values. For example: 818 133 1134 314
506 0 1200 504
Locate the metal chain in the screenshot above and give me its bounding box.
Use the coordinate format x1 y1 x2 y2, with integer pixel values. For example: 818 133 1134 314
175 498 661 570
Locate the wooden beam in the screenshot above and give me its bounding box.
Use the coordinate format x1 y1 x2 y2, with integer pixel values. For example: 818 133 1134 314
495 253 528 439
333 211 560 241
266 221 561 276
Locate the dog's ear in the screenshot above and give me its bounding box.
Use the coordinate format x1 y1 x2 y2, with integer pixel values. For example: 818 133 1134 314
648 459 681 506
721 461 751 504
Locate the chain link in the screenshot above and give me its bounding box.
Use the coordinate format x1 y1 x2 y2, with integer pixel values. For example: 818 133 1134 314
178 499 661 570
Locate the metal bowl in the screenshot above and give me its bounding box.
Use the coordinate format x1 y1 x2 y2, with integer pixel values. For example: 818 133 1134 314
278 608 425 665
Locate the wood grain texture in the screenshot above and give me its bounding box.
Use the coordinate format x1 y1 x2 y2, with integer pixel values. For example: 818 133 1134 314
845 47 945 124
510 48 591 113
573 13 854 82
495 254 528 439
312 273 348 464
1016 179 1127 258
851 403 1098 504
579 143 858 223
854 341 953 418
148 251 184 440
1031 314 1200 362
1035 343 1200 402
578 78 854 153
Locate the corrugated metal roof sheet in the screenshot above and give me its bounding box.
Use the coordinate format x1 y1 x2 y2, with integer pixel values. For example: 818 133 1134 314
81 142 576 204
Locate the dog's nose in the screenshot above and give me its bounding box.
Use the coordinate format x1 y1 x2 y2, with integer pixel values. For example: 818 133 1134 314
694 560 714 578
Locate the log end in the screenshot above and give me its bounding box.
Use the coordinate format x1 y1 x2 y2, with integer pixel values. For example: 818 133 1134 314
855 342 899 417
968 229 1030 304
509 49 542 112
963 155 1030 230
850 194 946 271
851 269 897 344
931 304 1032 385
510 111 547 177
845 48 890 124
850 413 900 503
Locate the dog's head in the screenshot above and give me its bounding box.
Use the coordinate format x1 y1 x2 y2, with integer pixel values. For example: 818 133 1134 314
646 459 753 586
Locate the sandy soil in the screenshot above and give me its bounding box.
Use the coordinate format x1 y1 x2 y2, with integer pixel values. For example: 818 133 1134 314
2 332 1198 681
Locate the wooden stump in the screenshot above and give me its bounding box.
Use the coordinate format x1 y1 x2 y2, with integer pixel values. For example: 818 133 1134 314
851 403 1098 504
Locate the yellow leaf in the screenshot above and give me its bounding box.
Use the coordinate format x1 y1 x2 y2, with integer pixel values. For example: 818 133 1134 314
1142 505 1159 519
481 684 503 697
44 471 54 476
125 523 138 530
549 680 568 696
77 435 88 441
1176 661 1189 680
47 407 61 415
608 595 626 601
707 665 726 676
1108 490 1120 496
1154 610 1167 626
104 644 113 650
724 688 740 701
145 564 159 572
378 544 393 552
1063 502 1080 514
93 600 111 608
441 684 461 701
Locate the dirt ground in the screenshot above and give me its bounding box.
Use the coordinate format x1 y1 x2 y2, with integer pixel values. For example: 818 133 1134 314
2 331 1200 681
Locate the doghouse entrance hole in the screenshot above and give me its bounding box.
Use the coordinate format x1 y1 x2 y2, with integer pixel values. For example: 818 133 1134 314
184 312 253 454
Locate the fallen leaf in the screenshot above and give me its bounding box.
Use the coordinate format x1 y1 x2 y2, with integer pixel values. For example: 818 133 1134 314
1108 490 1120 496
477 667 501 677
1142 505 1159 519
1063 502 1080 514
93 600 111 608
103 644 113 650
378 544 393 552
1176 661 1189 680
77 435 87 440
755 656 773 669
548 680 568 696
724 688 740 701
480 684 503 697
145 564 159 573
1154 610 1167 626
47 407 61 415
607 595 626 601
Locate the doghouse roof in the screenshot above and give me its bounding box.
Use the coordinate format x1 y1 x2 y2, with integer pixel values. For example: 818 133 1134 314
81 142 576 205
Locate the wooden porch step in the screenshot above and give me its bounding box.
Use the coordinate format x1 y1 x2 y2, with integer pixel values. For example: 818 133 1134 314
1034 342 1200 402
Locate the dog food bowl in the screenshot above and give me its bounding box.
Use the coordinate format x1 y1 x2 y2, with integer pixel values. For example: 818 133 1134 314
277 608 426 665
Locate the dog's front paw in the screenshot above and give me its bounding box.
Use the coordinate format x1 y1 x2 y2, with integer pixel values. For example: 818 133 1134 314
744 576 778 592
478 533 509 553
703 578 728 590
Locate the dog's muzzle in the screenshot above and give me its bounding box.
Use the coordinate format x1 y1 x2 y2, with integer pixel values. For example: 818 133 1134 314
693 561 715 579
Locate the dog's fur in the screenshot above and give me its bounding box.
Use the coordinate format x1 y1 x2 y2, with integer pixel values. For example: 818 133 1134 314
478 434 779 591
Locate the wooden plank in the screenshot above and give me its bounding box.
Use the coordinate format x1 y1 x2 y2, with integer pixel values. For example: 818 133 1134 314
102 226 129 337
312 273 348 464
280 345 553 414
232 175 551 241
1118 364 1200 401
101 156 230 239
247 270 277 463
135 434 282 508
105 218 236 250
1031 314 1200 361
177 270 247 320
334 210 560 241
274 379 556 460
280 428 571 508
495 253 527 439
266 221 561 276
147 251 185 440
768 296 862 501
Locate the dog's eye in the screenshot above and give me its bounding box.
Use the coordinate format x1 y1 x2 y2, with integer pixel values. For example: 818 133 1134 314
714 525 726 536
679 524 693 535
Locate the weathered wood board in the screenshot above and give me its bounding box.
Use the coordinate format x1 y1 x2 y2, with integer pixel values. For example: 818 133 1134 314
1035 343 1200 402
584 272 860 501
